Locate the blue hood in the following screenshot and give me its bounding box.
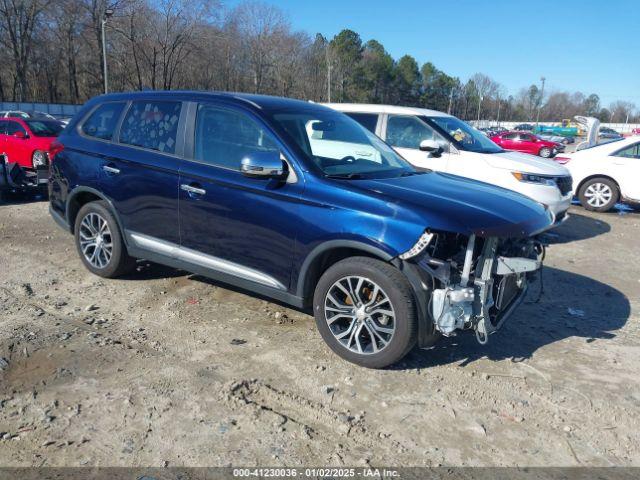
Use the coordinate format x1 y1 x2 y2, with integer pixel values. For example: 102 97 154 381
343 171 553 238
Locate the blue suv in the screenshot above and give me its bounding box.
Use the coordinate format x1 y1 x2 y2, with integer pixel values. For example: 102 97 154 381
49 92 552 368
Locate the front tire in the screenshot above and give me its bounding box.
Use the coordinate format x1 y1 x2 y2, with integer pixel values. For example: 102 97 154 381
539 147 552 158
578 177 619 212
74 201 136 278
313 257 417 369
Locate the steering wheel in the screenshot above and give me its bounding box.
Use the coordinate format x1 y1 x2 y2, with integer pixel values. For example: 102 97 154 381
340 156 356 163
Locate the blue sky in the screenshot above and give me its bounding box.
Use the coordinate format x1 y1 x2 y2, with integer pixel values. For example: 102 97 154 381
235 0 640 107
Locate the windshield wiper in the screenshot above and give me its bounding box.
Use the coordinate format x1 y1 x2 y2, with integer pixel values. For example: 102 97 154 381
325 173 365 179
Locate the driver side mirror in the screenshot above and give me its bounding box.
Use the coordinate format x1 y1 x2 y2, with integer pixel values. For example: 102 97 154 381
240 151 286 179
13 131 28 139
419 139 443 157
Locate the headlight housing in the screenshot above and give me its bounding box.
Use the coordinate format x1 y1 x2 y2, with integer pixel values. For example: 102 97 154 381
511 172 556 187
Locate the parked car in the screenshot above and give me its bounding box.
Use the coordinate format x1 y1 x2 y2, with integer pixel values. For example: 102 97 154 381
49 91 553 368
491 131 564 157
0 117 64 169
631 128 640 136
514 123 534 131
0 110 58 121
0 110 30 119
326 104 572 223
599 127 623 139
554 137 640 212
537 132 575 145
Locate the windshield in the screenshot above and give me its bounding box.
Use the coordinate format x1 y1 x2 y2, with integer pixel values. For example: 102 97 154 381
26 120 64 137
269 110 416 178
426 116 503 154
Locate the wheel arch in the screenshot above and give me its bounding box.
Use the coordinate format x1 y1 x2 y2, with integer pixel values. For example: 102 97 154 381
66 187 126 241
576 174 621 196
296 240 395 307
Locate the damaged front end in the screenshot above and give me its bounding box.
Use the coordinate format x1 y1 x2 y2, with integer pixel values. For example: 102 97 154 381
398 230 544 346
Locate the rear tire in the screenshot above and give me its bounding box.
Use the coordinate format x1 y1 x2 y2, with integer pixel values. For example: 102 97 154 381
539 147 552 158
313 257 417 369
578 177 619 212
74 201 136 278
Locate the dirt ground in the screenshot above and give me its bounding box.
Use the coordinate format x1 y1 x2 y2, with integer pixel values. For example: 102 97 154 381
0 196 638 468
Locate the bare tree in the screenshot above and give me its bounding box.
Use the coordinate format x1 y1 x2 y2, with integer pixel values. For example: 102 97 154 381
0 0 50 100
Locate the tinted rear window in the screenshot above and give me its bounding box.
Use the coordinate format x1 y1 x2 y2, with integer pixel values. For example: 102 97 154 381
26 120 64 137
344 112 378 133
82 102 126 140
119 101 181 154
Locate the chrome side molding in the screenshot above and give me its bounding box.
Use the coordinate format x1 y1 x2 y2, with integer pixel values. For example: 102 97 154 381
128 231 287 291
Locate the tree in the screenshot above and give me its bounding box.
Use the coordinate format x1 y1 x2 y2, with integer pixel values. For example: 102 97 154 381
583 93 600 117
0 0 51 100
329 29 362 102
358 39 393 102
393 55 420 105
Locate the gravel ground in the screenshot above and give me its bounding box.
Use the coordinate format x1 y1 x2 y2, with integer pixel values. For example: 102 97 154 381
0 197 639 467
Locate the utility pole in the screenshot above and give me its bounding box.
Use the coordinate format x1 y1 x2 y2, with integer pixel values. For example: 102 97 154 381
327 63 332 103
325 45 332 103
476 95 483 124
535 76 545 127
447 88 454 114
101 8 114 94
496 97 501 125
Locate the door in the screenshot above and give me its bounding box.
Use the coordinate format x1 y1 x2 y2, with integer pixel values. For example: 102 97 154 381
611 141 640 200
100 99 184 245
383 115 449 171
496 132 517 151
4 120 30 167
179 102 302 291
515 133 536 154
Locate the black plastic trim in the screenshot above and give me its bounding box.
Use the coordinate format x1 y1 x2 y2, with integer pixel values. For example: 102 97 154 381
127 245 305 309
295 240 394 299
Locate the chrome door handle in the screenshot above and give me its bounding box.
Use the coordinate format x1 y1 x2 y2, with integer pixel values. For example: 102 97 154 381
180 184 206 196
102 165 120 175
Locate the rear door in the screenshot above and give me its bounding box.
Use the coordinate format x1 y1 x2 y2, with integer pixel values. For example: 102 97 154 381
100 99 185 245
382 114 449 171
611 141 640 200
178 101 303 291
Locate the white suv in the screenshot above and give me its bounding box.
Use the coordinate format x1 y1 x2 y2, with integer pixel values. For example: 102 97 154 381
326 103 573 223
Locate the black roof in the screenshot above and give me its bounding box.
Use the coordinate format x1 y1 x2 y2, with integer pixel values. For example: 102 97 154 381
90 90 328 114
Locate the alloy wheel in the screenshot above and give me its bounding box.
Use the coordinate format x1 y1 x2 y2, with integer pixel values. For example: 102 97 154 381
324 276 395 355
79 212 113 269
584 182 613 208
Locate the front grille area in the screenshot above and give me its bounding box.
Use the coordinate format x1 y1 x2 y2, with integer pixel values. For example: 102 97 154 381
555 176 572 196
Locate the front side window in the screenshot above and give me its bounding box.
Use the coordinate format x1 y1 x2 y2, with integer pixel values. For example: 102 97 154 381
25 120 63 137
5 121 26 136
386 115 440 149
194 104 279 170
345 112 379 133
268 109 415 178
614 142 640 159
502 132 518 140
119 101 181 154
82 102 126 140
427 116 503 153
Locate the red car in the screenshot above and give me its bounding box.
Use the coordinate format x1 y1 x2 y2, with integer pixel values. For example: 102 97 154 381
490 131 563 158
0 117 64 170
